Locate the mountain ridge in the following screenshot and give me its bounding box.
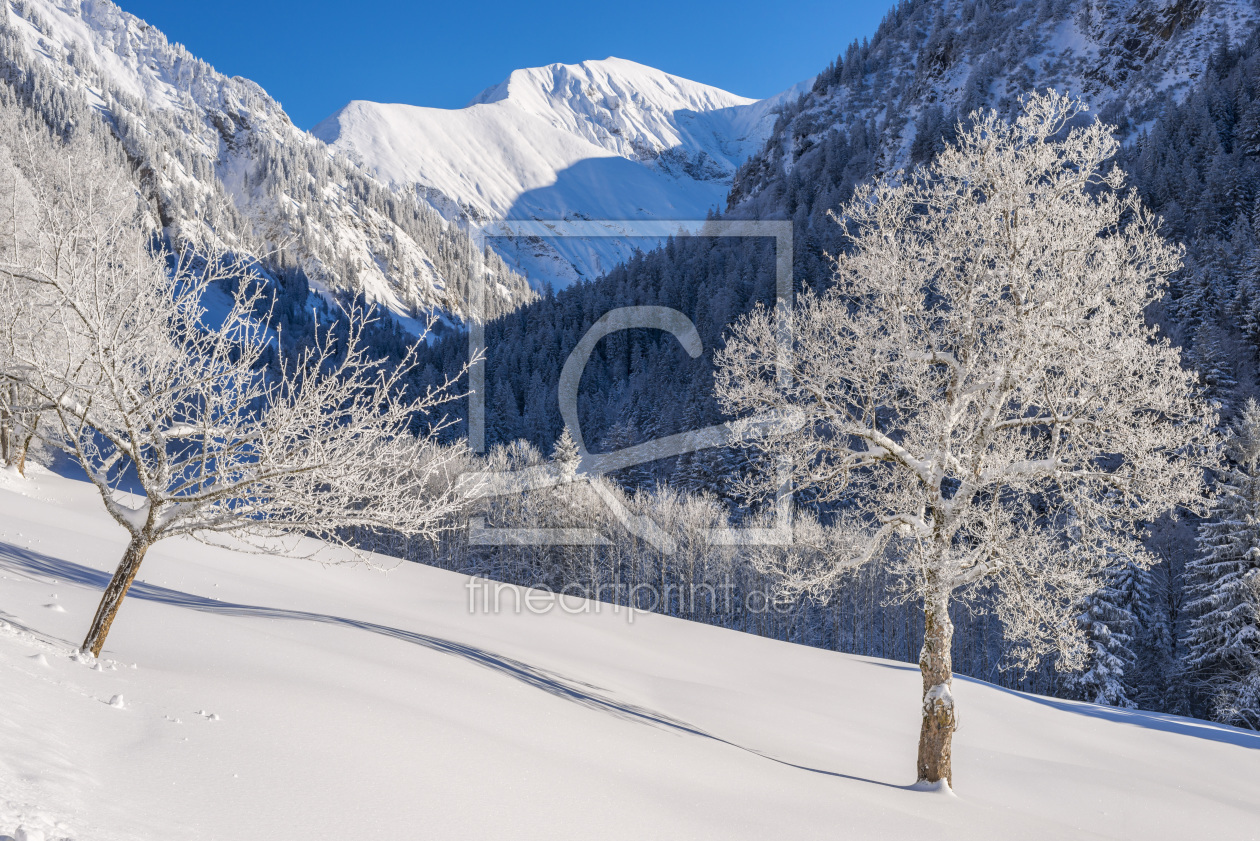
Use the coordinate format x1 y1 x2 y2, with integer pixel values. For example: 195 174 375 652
1 0 536 324
730 0 1260 212
314 57 811 287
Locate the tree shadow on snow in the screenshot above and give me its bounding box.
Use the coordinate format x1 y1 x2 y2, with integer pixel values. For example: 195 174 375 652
846 660 1260 751
960 674 1260 752
823 653 1260 752
0 540 912 790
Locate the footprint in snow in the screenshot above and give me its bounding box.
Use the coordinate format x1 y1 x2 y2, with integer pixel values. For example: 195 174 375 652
108 694 125 709
27 653 49 667
41 603 65 612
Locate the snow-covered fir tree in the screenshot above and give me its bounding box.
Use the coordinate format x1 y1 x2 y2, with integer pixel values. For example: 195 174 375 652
1183 399 1260 728
1063 562 1140 708
551 426 580 482
1129 559 1182 713
1187 320 1237 421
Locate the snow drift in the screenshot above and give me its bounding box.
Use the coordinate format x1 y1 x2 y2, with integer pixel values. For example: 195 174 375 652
1 468 1257 840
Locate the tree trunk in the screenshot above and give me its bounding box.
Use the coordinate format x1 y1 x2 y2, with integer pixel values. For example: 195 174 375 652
917 588 956 787
81 535 150 657
0 381 11 467
14 414 37 477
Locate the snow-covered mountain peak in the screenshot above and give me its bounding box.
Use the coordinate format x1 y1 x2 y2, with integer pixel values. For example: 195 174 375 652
471 56 755 111
315 58 806 287
468 56 757 162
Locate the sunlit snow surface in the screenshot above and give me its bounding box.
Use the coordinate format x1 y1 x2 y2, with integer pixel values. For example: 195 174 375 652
1 466 1258 840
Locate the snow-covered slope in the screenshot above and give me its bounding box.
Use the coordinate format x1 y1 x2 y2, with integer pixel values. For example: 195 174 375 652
731 0 1260 211
314 59 807 287
468 57 772 167
0 0 534 322
2 467 1258 840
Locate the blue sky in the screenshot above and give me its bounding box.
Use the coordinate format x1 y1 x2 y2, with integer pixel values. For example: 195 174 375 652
115 0 897 129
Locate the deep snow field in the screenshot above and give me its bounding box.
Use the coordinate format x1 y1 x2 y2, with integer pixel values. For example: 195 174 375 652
1 467 1257 841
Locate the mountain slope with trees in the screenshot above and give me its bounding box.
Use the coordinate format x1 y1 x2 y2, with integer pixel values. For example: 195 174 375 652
0 0 535 322
3 467 1258 839
403 0 1260 725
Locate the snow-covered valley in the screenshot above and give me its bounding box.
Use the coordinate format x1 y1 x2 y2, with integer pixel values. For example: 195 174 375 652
1 468 1257 841
3 0 1260 838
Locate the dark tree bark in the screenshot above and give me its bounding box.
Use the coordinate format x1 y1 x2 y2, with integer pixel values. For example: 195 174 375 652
81 534 150 657
0 380 12 467
917 587 956 786
14 416 38 476
14 413 37 477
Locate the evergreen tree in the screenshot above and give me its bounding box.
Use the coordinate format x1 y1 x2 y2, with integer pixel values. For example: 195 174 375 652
552 426 580 482
1183 398 1260 727
1064 563 1139 708
599 422 652 492
487 374 522 446
1188 320 1237 420
1130 558 1181 713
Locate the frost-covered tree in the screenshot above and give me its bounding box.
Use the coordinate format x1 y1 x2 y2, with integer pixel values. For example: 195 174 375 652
1063 562 1138 708
1187 320 1236 422
1183 398 1260 728
552 426 580 482
0 114 469 657
714 92 1213 786
0 101 83 475
1211 570 1260 729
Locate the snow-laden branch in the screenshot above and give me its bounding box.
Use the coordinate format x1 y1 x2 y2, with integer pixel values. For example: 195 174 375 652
714 91 1216 703
0 112 475 654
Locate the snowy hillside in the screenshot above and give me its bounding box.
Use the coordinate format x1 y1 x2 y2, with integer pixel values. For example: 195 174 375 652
0 0 534 322
476 0 1260 475
2 467 1258 840
731 0 1260 210
314 59 808 287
